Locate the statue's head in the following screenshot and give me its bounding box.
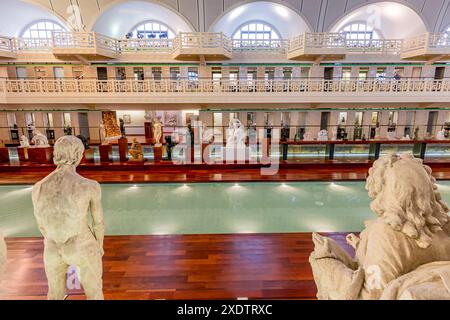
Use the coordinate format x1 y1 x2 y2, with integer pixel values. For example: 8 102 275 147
53 135 85 168
366 153 449 248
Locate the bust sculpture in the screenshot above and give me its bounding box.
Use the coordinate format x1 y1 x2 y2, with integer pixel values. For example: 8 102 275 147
20 135 30 148
31 130 49 147
226 119 246 148
309 154 450 300
153 117 163 147
0 233 6 280
317 130 329 141
129 138 144 161
32 136 105 300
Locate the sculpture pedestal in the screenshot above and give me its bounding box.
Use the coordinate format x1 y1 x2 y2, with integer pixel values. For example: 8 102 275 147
224 146 248 164
202 143 209 163
28 147 53 164
99 144 112 163
0 148 9 162
144 122 153 141
118 137 128 162
18 147 29 161
154 145 163 163
185 146 195 163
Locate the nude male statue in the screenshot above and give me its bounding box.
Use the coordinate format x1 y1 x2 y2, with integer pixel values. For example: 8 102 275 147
32 135 105 300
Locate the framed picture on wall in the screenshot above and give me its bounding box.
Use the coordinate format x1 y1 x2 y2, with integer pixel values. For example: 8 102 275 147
123 114 131 124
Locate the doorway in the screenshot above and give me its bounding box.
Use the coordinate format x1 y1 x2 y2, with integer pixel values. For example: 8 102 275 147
97 67 108 80
320 112 330 131
426 111 439 136
78 112 90 140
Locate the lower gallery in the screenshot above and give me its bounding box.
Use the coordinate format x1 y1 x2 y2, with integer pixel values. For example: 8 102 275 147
1 0 450 302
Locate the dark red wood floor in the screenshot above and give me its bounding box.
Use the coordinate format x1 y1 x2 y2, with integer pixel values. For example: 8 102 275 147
0 233 352 300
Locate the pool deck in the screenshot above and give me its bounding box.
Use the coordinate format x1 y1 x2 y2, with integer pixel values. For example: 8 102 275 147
0 233 352 300
0 160 449 184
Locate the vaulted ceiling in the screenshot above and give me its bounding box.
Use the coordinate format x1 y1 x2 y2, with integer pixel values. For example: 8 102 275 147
14 0 450 34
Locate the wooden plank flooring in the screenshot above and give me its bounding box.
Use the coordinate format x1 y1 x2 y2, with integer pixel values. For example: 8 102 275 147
0 233 352 300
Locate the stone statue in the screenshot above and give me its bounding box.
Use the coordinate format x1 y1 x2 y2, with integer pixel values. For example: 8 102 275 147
303 132 313 141
226 119 246 148
99 122 108 145
129 138 144 162
153 117 163 147
0 233 6 280
309 154 450 300
31 130 49 147
119 118 126 138
401 135 411 141
32 136 105 300
20 135 30 148
387 131 397 140
436 129 447 141
317 130 329 141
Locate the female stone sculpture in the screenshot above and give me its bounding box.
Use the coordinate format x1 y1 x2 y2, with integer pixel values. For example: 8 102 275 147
32 136 105 300
310 153 450 300
99 121 108 145
153 117 163 147
226 119 246 148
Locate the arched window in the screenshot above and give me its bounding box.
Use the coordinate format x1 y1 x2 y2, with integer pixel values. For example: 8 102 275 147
21 20 66 39
233 21 280 41
339 23 381 41
126 21 175 39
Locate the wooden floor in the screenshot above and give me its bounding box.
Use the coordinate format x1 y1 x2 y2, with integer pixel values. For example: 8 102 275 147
0 233 352 300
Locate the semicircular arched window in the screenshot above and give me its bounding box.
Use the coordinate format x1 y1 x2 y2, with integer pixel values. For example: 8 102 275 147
126 21 175 39
339 23 381 41
233 21 281 41
21 20 66 39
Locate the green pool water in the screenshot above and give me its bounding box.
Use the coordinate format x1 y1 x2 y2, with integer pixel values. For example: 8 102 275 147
2 181 450 238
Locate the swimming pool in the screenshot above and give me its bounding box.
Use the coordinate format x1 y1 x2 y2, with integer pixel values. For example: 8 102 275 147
2 181 450 238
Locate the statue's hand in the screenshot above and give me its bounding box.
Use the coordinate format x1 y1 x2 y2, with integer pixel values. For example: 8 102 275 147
346 233 360 249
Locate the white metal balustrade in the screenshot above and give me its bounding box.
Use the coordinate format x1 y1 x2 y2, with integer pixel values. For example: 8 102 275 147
1 78 450 94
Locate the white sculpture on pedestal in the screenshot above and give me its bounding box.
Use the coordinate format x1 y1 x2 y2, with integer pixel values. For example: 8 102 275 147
317 130 329 141
303 132 313 141
32 136 105 300
31 130 49 147
387 131 397 140
20 135 30 147
436 129 447 141
309 153 450 300
226 119 246 148
0 233 6 280
153 117 163 147
99 122 108 145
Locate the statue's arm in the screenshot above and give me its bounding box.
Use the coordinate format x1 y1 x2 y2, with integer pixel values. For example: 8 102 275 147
90 183 105 255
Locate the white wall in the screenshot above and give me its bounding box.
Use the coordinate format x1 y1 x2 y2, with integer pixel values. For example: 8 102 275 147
92 0 194 38
210 1 311 38
0 0 69 37
330 2 427 39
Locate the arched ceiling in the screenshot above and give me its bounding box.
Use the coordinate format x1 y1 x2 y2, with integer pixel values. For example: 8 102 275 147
7 0 450 37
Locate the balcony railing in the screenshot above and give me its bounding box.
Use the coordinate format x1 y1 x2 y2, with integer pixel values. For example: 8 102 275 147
52 32 120 55
119 38 174 53
2 78 450 95
288 33 402 55
173 32 232 52
2 31 450 59
231 39 288 53
0 36 15 52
